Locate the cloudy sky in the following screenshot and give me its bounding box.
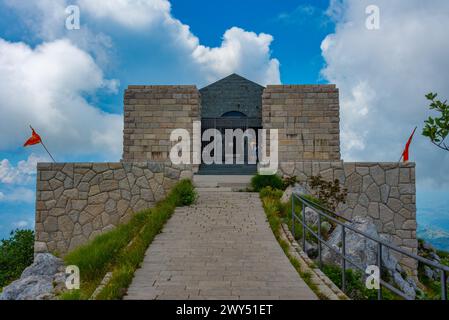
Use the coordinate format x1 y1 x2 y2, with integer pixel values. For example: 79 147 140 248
0 0 448 238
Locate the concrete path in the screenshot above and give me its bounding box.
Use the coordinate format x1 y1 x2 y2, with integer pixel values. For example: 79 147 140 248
125 190 317 300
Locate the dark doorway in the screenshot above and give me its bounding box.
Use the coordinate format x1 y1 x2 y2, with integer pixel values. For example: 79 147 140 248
198 74 264 175
199 112 261 175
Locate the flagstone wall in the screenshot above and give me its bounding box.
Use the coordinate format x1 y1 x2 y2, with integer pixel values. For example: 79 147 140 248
278 161 418 275
34 162 193 255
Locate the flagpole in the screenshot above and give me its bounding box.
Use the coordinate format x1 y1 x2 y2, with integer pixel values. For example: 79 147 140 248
40 140 56 163
29 125 56 163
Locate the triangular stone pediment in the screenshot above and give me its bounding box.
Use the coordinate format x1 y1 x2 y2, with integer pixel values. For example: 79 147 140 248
200 74 264 118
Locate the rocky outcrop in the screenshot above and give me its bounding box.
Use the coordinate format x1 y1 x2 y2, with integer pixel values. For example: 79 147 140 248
0 254 67 300
321 217 417 299
418 240 448 282
280 184 307 204
281 185 319 226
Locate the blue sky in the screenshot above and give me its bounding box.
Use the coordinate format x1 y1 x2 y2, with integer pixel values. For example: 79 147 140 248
0 0 449 239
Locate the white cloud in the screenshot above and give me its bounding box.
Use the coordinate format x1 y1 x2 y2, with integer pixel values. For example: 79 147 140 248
278 5 318 24
4 0 68 40
0 0 279 163
78 0 170 29
0 154 47 184
79 0 280 85
0 188 35 203
12 220 30 228
0 38 123 159
321 0 449 188
191 27 280 85
5 0 280 86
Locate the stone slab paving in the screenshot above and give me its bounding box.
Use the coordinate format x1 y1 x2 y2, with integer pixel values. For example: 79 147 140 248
125 191 317 300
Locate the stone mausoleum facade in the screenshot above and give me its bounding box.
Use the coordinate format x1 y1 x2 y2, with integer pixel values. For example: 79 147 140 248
34 74 417 274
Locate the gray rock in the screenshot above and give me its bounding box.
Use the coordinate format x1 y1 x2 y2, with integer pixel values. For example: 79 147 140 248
322 216 378 268
22 253 64 278
280 184 307 204
0 276 54 300
422 242 435 252
393 272 416 299
424 266 438 281
0 253 66 300
321 217 417 299
304 207 319 226
305 240 318 259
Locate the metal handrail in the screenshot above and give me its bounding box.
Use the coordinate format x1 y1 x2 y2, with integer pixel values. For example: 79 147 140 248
291 192 448 300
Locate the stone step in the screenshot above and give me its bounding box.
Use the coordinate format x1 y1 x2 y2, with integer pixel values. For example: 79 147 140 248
193 175 253 190
195 187 234 193
197 164 257 176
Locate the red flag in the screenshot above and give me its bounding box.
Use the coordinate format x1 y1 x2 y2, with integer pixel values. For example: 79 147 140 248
402 127 417 162
24 127 42 147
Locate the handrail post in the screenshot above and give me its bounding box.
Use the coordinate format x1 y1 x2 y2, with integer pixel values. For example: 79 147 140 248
318 212 322 268
441 270 447 300
291 196 295 238
302 203 306 251
377 243 383 300
342 226 346 293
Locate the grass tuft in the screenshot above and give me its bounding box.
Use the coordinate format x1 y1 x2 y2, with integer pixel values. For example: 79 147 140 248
259 186 327 299
251 174 284 192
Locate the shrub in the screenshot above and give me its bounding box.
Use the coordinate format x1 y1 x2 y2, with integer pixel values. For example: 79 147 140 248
309 175 348 211
322 264 398 300
172 179 197 206
259 186 283 199
251 174 284 192
282 176 298 189
0 229 34 288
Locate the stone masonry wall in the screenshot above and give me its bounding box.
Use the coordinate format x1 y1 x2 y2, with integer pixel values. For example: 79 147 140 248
262 85 340 161
278 161 417 275
123 85 201 162
35 162 193 255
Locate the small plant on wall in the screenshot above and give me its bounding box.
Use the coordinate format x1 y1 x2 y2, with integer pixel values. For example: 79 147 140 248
308 175 348 212
282 176 298 189
251 174 284 192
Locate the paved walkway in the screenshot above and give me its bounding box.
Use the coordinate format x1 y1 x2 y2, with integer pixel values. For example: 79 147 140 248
125 190 317 300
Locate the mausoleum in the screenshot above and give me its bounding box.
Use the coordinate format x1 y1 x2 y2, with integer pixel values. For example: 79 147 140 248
34 74 417 275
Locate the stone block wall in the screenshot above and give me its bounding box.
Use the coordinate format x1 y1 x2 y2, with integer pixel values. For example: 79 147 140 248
35 162 193 255
262 85 340 161
123 85 200 162
278 161 417 274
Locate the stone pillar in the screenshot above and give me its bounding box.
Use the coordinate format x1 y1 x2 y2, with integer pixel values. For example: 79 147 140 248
262 85 341 161
123 85 201 163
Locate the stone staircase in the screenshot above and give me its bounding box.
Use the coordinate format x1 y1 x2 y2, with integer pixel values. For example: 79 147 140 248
125 189 318 300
